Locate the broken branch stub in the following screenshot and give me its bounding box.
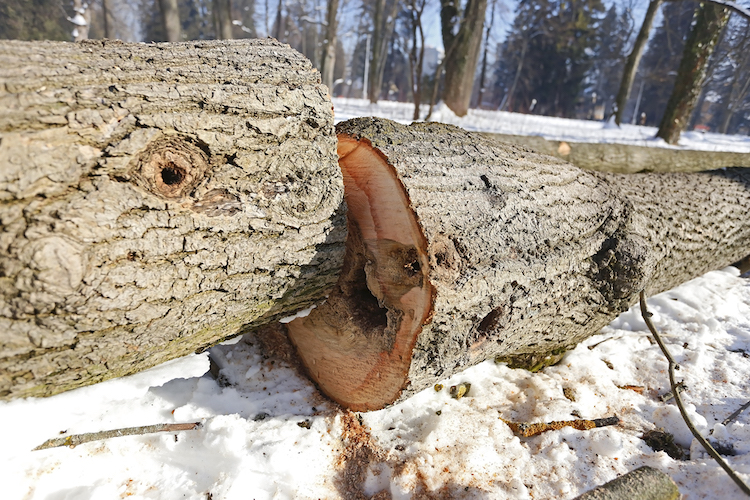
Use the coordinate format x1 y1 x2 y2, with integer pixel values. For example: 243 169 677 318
286 117 750 411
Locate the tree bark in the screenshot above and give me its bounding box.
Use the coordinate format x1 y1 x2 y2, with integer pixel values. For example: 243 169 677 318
213 0 234 39
158 0 182 42
0 39 345 400
440 0 488 116
614 0 663 126
319 0 340 92
284 117 750 411
656 2 730 145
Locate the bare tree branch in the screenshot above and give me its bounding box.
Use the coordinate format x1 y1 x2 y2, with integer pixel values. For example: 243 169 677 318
639 291 750 497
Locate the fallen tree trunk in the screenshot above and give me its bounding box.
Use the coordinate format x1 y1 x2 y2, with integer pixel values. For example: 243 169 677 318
284 117 750 411
482 133 750 174
0 39 345 400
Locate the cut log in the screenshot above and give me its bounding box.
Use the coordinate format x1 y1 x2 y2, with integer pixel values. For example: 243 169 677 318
0 39 345 399
286 117 750 411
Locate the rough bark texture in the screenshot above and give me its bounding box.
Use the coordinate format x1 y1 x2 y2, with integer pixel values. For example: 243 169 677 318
0 39 345 400
614 0 662 126
656 2 730 145
286 117 750 411
440 0 488 117
573 466 679 500
482 133 750 173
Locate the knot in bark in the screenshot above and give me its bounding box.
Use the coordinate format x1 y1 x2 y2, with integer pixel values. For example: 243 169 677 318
131 136 210 199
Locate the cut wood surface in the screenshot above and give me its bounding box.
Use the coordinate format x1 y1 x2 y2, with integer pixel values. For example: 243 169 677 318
0 39 345 400
483 132 750 173
286 117 750 411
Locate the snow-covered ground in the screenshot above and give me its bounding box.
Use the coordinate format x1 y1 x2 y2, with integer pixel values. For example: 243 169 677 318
332 97 750 153
3 104 750 499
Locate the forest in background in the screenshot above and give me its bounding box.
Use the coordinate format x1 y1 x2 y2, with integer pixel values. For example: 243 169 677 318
1 0 749 136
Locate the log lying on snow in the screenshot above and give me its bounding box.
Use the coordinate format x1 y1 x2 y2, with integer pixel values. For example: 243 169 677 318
285 117 750 411
0 39 345 399
482 133 750 174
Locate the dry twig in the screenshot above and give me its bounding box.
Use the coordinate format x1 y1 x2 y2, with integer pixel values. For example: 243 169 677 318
502 415 619 438
639 291 750 497
33 422 202 451
722 399 750 427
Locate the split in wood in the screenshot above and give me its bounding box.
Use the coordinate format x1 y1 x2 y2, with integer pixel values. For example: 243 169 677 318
640 291 750 496
33 422 202 451
501 415 620 438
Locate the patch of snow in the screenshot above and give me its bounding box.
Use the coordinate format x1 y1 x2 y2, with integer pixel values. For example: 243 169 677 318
3 269 750 498
332 97 750 153
279 304 317 324
68 13 87 26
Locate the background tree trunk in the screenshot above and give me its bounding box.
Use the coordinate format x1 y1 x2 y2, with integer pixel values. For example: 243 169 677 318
439 0 488 116
656 2 730 144
319 0 340 92
101 0 114 39
0 39 345 400
158 0 182 41
213 0 234 39
285 117 750 411
474 0 496 109
614 0 663 126
368 0 399 103
71 0 90 41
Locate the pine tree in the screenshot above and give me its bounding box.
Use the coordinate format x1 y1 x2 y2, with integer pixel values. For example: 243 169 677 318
495 0 604 118
586 4 631 118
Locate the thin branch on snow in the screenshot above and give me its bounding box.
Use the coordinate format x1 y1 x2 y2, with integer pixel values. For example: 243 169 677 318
639 291 750 497
502 416 620 437
722 399 750 427
33 422 202 451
